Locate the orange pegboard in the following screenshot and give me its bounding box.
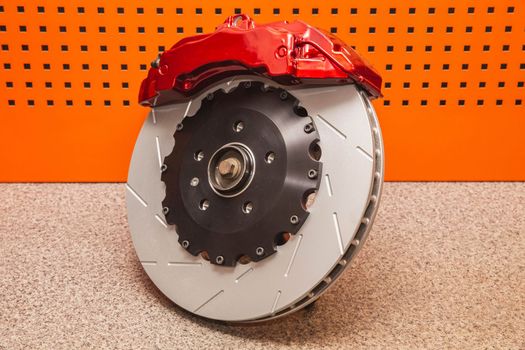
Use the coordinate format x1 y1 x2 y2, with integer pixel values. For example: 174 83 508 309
0 0 524 182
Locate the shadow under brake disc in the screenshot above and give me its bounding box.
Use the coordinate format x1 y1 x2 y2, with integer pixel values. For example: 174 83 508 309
126 77 384 322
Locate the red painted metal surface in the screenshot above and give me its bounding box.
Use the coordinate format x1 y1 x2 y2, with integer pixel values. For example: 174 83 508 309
139 15 382 106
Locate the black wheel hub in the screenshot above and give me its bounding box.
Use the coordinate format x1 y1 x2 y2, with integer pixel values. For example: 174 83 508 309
161 81 322 266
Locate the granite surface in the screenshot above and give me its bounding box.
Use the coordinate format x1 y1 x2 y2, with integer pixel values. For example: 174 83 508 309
1 183 523 349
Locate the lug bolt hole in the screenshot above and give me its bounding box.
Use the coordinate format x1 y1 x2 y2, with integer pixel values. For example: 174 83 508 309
176 123 183 131
256 247 265 256
265 151 275 164
182 240 189 248
194 150 204 161
233 121 244 133
162 207 169 215
242 201 253 214
199 199 210 211
190 177 199 187
216 256 224 264
290 215 299 224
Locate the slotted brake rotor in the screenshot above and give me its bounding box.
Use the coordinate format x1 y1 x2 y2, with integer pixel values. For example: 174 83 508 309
126 15 384 322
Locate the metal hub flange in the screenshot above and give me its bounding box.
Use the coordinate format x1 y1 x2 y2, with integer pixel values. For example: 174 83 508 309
160 82 322 266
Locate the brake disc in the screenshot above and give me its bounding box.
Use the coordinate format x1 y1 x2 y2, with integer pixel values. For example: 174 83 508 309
126 15 384 323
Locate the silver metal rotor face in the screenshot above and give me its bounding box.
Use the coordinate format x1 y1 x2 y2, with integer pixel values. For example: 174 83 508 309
126 76 384 322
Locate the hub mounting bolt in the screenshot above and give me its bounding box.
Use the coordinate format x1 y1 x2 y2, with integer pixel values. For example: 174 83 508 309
304 123 314 133
308 169 318 179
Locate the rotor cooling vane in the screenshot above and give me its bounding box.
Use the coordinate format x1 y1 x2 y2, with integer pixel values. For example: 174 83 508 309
126 14 384 322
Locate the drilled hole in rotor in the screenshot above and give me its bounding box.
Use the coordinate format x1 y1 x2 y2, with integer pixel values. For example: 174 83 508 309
238 255 252 265
275 232 291 246
309 141 322 161
302 190 317 210
194 150 204 161
294 105 308 117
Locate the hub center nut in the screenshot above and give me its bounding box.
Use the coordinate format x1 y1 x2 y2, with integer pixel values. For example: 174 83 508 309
208 143 255 197
218 157 242 178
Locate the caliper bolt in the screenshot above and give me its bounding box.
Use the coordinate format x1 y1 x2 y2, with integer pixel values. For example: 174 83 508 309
150 54 161 68
277 46 287 57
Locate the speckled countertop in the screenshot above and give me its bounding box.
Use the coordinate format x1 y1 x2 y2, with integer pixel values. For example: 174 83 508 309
1 183 523 349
